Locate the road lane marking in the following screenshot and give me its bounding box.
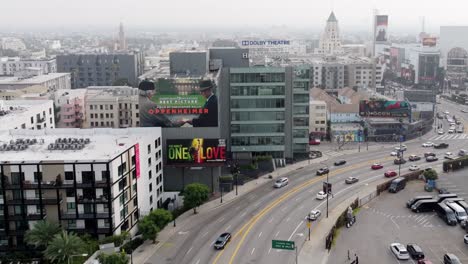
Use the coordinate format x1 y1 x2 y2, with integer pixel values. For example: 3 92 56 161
288 221 304 241
217 217 225 223
275 231 280 237
390 216 400 229
286 217 290 222
268 247 272 254
225 225 232 231
295 197 301 201
253 201 261 207
195 259 200 264
240 211 247 217
187 246 193 255
454 245 467 258
202 231 209 237
251 248 255 255
258 232 262 238
212 156 394 264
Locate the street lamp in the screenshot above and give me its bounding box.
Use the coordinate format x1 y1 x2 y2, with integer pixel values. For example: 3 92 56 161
68 254 88 264
320 161 330 218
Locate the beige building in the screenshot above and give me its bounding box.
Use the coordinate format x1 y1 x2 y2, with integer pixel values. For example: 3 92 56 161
84 86 139 128
0 85 50 101
309 100 328 137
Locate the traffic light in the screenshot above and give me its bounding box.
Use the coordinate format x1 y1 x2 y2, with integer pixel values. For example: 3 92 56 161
323 182 332 194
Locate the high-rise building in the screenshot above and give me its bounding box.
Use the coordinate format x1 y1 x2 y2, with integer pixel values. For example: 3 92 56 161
318 12 343 55
118 22 127 51
0 128 163 251
56 52 144 89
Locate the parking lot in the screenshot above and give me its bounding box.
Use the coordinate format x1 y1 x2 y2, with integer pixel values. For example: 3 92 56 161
438 169 468 201
328 181 468 264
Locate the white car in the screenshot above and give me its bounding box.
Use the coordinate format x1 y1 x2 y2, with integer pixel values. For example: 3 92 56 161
316 191 328 200
307 210 321 221
394 145 407 151
409 165 420 171
464 234 468 244
390 243 410 260
438 129 444 135
390 151 398 156
273 177 289 188
422 142 434 147
445 111 450 115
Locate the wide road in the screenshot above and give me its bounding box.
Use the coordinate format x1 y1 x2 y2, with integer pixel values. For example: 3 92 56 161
147 101 468 264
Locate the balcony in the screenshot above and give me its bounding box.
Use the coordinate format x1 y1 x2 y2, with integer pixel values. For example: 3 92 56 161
8 211 44 220
5 195 61 205
76 181 93 188
60 210 110 220
95 179 109 188
21 180 58 189
77 195 109 204
37 118 46 124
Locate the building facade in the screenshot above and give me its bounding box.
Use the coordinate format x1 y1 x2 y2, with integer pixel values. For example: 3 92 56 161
318 12 343 55
0 57 57 76
55 89 87 128
169 51 208 76
0 73 71 91
84 86 139 128
56 52 144 89
309 100 327 139
0 100 55 130
0 128 163 251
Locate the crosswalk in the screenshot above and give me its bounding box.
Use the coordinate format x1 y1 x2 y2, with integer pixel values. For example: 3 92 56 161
427 133 468 141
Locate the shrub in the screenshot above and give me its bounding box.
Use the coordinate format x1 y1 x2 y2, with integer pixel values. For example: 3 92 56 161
219 175 234 183
100 231 129 247
254 155 273 162
121 237 144 253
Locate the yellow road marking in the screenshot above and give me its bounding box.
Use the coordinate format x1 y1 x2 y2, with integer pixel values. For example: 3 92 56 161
212 156 393 264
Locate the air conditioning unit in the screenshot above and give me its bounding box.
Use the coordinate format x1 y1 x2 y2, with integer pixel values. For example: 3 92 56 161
20 145 27 150
78 138 84 144
56 138 62 143
31 139 37 144
25 139 31 145
84 138 90 144
78 144 84 149
48 143 55 150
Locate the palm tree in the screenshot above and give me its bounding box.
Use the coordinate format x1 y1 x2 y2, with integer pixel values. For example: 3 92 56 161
25 220 61 248
44 231 86 264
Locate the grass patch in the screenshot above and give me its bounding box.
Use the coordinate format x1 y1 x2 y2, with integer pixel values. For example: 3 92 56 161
353 207 361 215
331 227 341 247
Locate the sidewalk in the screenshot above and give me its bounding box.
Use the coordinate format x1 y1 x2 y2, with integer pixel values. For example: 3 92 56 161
298 178 389 264
132 155 333 264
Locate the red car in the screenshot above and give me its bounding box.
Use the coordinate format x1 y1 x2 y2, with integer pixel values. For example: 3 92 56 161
309 139 321 145
371 163 383 170
385 170 397 177
417 260 433 264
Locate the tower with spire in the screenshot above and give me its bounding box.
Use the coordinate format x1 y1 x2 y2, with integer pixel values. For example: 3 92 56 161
118 22 127 51
318 12 343 55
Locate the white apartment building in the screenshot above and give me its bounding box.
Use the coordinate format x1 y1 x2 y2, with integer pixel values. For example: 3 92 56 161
0 57 57 76
0 128 163 249
0 100 55 130
85 86 139 128
309 100 328 136
0 72 71 91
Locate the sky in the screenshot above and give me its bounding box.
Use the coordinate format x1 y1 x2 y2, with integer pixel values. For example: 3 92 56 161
1 0 467 33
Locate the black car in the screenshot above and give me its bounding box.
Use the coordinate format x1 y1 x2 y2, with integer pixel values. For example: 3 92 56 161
424 152 436 157
439 188 450 194
407 244 425 260
426 156 438 162
316 167 329 176
394 158 407 165
214 233 231 249
434 143 449 149
443 253 461 264
334 160 346 166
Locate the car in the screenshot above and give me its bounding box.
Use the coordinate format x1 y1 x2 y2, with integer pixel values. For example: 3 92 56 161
394 158 407 165
445 111 450 115
426 156 438 162
390 243 410 260
407 244 425 260
457 128 464 133
461 219 467 228
316 167 329 176
448 129 455 134
214 233 231 249
445 152 456 160
417 260 433 264
371 163 383 170
409 165 420 171
307 210 321 221
439 188 450 194
434 143 449 149
464 234 468 244
395 145 407 151
461 109 468 113
409 155 421 161
424 152 436 157
385 170 397 177
438 129 444 135
390 151 398 156
309 138 321 145
274 177 289 188
345 177 359 184
316 191 327 200
443 253 461 264
422 142 434 147
334 160 346 166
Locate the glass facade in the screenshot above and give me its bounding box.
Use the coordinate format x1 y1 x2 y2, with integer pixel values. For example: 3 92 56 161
230 68 286 158
292 66 311 157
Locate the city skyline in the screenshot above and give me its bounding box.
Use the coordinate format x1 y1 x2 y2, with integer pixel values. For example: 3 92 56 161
0 0 467 34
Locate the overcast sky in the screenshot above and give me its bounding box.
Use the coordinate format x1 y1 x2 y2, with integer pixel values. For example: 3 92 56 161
1 0 467 33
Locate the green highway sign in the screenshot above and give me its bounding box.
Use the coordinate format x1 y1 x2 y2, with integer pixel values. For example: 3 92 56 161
272 240 295 250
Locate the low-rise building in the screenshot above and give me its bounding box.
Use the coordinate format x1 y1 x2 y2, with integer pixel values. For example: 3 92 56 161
331 123 363 142
0 57 57 76
55 89 87 128
330 104 361 123
309 100 328 139
0 128 163 251
0 72 71 91
0 85 50 101
0 100 55 130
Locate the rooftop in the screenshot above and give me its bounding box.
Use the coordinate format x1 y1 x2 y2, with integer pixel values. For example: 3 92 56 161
86 86 138 99
0 128 160 163
0 73 70 85
0 100 53 129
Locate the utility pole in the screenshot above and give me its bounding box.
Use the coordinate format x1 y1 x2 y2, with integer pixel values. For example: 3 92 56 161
326 170 329 218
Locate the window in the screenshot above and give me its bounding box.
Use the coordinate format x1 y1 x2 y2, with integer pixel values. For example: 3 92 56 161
147 144 151 154
118 178 127 191
133 198 137 207
106 113 109 118
133 183 137 193
68 220 76 228
100 105 103 110
50 118 53 124
66 189 74 197
110 105 113 110
90 105 93 110
135 104 139 109
149 195 153 204
110 113 113 118
148 158 151 166
30 117 34 124
149 183 152 192
65 172 74 181
49 108 52 115
90 114 93 118
67 202 76 210
149 170 152 179
100 113 104 119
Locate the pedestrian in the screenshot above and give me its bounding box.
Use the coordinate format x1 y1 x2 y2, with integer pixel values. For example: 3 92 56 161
356 255 359 264
348 249 350 260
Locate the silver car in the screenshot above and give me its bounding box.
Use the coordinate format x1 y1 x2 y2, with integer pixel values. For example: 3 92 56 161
274 177 289 188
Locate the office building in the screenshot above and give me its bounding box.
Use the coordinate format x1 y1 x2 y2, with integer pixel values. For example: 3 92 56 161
0 72 71 91
0 128 163 251
169 51 208 76
84 86 139 128
118 22 127 51
0 57 57 76
318 12 343 55
208 47 249 71
56 52 144 88
0 100 55 130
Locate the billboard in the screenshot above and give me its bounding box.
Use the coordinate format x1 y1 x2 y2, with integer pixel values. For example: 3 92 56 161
375 15 389 42
139 79 218 128
422 37 437 47
135 143 141 179
359 100 410 118
166 138 226 166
